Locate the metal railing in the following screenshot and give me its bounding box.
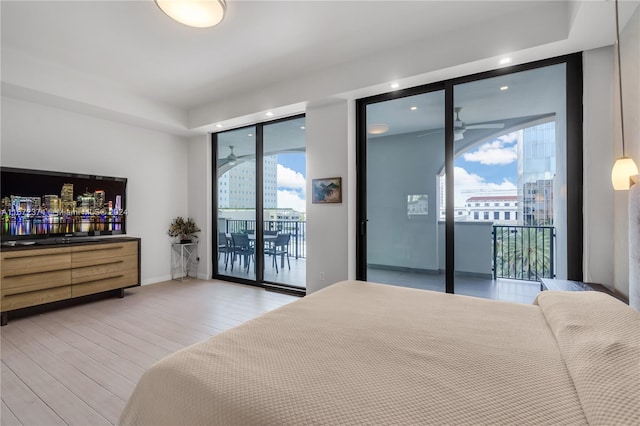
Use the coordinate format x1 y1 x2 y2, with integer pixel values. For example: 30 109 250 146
492 225 555 281
223 219 306 259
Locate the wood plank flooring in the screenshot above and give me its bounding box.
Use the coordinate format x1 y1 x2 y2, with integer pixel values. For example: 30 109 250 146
0 279 299 425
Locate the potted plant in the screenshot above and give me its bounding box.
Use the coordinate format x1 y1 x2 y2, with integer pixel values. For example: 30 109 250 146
168 216 201 243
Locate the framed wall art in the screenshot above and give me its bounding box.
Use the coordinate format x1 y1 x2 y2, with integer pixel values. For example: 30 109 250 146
312 177 342 204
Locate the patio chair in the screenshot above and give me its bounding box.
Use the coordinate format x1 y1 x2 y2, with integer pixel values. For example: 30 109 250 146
231 233 255 272
265 233 291 273
218 232 231 270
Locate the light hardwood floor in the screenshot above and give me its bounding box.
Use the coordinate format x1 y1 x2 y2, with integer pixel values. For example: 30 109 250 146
0 279 299 426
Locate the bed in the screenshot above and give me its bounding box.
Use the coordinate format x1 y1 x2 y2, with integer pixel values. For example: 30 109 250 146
120 280 639 425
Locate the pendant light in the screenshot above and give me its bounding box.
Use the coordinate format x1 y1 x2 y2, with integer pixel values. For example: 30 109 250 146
611 0 638 190
155 0 226 28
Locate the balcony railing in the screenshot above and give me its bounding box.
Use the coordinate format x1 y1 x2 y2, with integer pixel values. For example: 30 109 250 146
222 219 306 259
492 225 555 281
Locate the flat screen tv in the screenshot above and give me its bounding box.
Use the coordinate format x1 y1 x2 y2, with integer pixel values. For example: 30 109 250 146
1 167 127 242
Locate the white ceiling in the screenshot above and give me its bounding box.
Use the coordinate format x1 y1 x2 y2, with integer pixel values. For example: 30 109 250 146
1 1 637 136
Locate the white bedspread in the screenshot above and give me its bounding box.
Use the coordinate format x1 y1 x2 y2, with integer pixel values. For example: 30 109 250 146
120 280 639 425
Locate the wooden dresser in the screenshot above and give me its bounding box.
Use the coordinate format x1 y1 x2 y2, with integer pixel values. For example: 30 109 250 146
0 237 140 325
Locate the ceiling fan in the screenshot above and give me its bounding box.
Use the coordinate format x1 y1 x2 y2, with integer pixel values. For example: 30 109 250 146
418 107 505 140
225 145 237 165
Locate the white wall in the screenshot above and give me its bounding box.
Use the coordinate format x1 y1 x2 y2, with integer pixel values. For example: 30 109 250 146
187 134 212 280
583 47 616 290
582 6 640 298
0 96 190 285
305 99 350 293
618 5 640 296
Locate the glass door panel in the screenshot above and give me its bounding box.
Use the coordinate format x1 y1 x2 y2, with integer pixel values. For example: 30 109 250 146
365 90 446 292
263 117 306 289
452 64 566 303
216 126 257 281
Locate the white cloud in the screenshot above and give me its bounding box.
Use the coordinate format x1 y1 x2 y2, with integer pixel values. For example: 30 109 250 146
277 189 306 212
453 166 516 206
462 131 521 165
277 164 306 192
497 130 521 144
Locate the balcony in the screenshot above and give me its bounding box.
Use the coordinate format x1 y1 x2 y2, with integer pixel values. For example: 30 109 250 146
217 219 306 289
367 222 554 304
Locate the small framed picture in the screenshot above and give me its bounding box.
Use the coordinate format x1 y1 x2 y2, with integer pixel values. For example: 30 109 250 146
312 177 342 204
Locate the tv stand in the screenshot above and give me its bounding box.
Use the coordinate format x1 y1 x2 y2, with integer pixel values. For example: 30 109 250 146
0 237 140 326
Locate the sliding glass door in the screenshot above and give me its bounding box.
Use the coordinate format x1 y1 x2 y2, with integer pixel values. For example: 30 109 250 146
361 89 446 292
451 63 567 303
357 54 582 301
262 117 306 289
214 115 306 292
216 127 257 282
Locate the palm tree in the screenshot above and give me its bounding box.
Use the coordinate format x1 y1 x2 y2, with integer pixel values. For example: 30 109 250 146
494 226 553 280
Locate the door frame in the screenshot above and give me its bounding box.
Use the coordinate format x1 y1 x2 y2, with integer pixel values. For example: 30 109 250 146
211 114 307 295
355 53 583 291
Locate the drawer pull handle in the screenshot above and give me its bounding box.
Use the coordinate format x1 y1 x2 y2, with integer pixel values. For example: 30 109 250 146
75 246 125 253
3 253 68 260
77 260 124 268
75 274 125 285
3 268 69 279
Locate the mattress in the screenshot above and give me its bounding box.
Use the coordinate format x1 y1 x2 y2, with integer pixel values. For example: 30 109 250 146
120 280 640 425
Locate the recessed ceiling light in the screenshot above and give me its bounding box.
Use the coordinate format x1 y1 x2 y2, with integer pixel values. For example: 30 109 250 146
265 112 274 117
367 124 389 135
390 83 400 89
215 124 223 128
410 106 418 111
500 86 509 91
300 126 306 130
248 133 253 137
499 57 512 65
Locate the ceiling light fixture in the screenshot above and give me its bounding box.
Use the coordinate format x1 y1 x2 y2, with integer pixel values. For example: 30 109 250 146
410 106 418 111
390 83 400 89
155 0 226 28
500 86 509 91
499 57 512 65
215 124 223 128
265 112 274 117
367 124 389 135
611 0 638 190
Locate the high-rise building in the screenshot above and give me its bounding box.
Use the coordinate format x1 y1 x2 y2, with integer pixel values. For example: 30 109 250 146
77 191 95 213
9 196 41 213
518 121 555 225
218 156 278 209
43 195 61 213
61 183 75 212
94 190 105 212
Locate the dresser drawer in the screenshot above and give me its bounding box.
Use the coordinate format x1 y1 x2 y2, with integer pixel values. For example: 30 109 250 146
71 268 138 298
72 241 138 265
1 269 72 293
1 286 72 311
1 247 71 274
72 255 137 283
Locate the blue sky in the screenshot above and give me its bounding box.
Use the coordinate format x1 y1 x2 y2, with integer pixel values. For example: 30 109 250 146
276 153 306 211
455 155 517 186
277 153 306 177
451 132 521 206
